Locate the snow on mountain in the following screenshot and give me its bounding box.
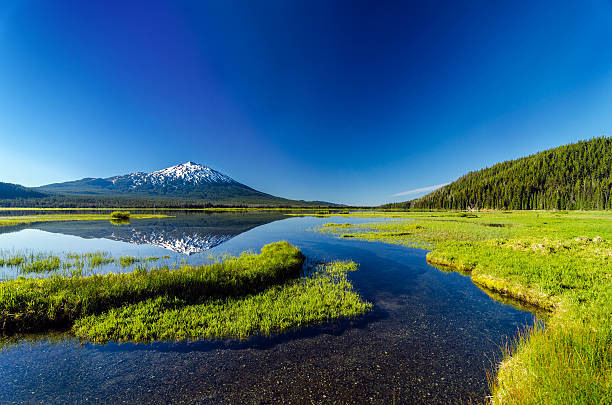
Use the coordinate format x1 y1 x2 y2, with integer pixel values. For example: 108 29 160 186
109 162 237 189
148 162 235 184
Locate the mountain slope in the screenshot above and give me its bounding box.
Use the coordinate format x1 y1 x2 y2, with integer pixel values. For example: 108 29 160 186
0 182 47 199
36 162 319 206
393 137 611 210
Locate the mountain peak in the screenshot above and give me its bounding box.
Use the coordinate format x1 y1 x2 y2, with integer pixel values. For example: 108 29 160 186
144 162 235 186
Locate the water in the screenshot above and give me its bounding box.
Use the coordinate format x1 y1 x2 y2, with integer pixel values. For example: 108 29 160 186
0 212 536 403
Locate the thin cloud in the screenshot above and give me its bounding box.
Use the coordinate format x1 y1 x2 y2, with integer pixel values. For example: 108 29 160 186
392 182 451 197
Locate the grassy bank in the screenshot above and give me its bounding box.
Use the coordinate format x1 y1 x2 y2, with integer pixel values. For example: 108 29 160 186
0 242 370 342
0 212 171 227
317 210 611 404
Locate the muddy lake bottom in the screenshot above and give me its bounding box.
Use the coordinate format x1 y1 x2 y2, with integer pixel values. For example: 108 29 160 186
0 212 536 404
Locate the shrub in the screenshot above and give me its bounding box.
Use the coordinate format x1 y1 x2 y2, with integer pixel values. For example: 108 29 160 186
110 211 131 220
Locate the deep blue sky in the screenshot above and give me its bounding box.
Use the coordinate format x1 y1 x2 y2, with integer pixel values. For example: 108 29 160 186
1 1 611 205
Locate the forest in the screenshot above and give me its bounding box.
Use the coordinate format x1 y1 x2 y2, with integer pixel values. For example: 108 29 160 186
389 137 611 210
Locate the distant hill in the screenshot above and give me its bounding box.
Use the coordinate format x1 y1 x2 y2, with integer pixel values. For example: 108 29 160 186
0 182 47 199
388 137 611 210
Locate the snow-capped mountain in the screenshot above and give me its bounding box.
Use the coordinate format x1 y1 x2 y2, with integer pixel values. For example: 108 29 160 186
37 161 298 204
108 162 237 190
35 161 336 205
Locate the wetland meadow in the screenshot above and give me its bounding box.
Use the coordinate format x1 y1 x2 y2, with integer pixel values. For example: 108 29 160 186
1 209 605 403
0 210 556 403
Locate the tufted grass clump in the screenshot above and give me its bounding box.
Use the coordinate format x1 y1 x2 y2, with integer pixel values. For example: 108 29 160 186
20 255 61 273
110 211 131 220
118 256 160 268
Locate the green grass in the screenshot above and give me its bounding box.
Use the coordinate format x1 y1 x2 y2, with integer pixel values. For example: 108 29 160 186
0 252 65 274
0 242 370 342
0 213 171 227
0 255 26 267
0 250 158 276
118 256 138 268
65 252 115 269
118 256 160 268
317 210 611 404
20 255 61 273
74 261 371 342
0 241 304 332
110 211 130 220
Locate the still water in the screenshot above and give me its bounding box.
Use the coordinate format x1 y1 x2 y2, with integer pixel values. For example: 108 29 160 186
0 212 536 403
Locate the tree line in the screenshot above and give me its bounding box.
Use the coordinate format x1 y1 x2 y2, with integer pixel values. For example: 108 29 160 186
391 136 611 210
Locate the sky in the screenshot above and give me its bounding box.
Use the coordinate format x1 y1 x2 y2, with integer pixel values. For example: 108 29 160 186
1 0 611 206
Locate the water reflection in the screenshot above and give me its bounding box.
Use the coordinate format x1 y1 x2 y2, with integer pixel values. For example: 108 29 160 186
0 211 287 254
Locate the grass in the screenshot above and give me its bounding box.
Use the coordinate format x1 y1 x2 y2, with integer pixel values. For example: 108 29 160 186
0 213 171 227
110 211 130 220
74 261 371 342
316 210 611 404
21 255 61 273
0 242 371 342
118 256 160 268
0 250 160 277
0 252 65 274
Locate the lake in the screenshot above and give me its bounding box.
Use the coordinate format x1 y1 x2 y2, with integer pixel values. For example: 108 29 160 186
0 211 537 403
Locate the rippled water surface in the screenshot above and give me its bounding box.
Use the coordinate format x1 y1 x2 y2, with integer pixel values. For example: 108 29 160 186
0 212 536 404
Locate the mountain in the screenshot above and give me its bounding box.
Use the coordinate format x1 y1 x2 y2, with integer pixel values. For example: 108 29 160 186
0 182 48 199
387 137 612 210
41 162 242 195
34 162 326 207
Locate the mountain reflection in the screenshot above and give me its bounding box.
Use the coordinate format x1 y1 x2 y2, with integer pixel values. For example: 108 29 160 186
1 211 287 255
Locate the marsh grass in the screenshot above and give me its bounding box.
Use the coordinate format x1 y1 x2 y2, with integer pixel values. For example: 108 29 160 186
118 256 138 267
20 255 61 273
0 255 26 267
0 250 161 278
0 242 307 333
0 213 169 227
0 242 370 342
118 256 160 268
73 261 371 342
110 211 130 220
317 210 612 404
491 303 611 404
65 252 114 269
0 252 64 274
